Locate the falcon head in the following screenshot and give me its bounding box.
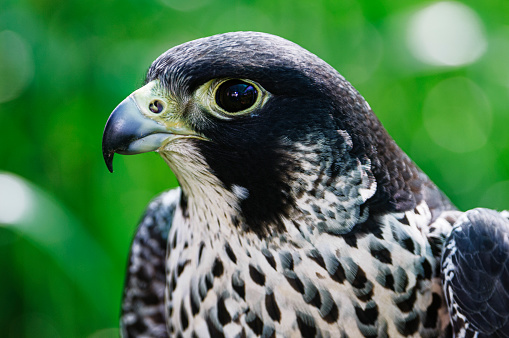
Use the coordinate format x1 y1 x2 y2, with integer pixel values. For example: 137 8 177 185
102 32 431 235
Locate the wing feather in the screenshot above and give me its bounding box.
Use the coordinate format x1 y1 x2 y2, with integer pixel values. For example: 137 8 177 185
120 188 181 338
442 208 509 337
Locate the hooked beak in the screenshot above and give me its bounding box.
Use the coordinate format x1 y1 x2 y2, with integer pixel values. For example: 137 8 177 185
102 81 202 173
102 95 170 172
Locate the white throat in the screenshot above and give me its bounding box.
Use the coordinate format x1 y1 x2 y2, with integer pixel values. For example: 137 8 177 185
159 140 245 234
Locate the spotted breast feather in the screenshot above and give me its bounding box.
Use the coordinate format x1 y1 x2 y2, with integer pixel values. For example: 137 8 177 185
102 32 508 337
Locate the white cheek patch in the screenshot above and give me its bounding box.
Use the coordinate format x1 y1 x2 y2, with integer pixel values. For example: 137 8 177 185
232 185 249 200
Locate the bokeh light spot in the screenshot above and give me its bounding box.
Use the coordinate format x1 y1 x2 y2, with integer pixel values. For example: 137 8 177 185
407 1 487 66
0 30 34 103
423 77 491 153
480 180 509 210
0 173 33 225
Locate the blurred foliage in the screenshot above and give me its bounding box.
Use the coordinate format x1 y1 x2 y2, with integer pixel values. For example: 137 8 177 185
0 0 508 336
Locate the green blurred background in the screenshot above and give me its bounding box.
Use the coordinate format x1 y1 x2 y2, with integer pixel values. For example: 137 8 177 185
0 0 508 336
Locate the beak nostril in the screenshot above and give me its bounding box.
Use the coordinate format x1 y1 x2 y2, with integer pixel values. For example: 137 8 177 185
149 100 164 114
102 95 169 173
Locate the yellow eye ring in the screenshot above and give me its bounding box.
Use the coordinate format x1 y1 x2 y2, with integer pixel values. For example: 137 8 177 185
193 78 270 120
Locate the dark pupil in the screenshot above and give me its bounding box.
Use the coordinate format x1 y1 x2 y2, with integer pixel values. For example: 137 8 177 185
216 80 258 113
149 100 164 114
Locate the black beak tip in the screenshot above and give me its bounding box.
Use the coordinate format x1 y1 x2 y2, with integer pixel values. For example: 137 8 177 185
102 115 118 173
103 150 114 173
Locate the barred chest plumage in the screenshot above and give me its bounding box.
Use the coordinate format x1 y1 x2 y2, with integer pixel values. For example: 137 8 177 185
165 188 458 337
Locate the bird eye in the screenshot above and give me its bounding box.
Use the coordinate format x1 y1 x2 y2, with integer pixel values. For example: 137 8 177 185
149 100 164 114
215 80 258 113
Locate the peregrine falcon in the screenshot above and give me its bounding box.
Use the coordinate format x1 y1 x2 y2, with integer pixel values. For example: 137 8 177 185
102 32 509 337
